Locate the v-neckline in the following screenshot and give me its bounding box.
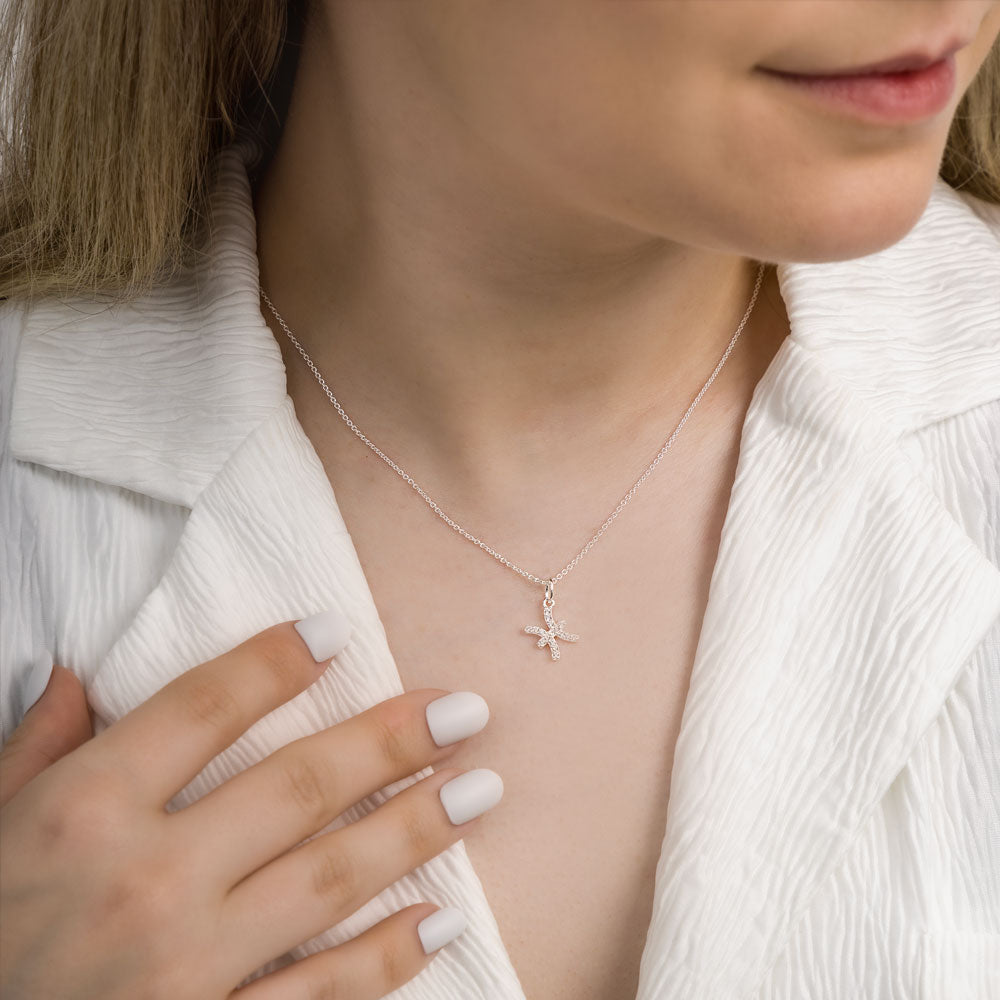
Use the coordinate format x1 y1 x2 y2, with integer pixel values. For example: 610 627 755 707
263 258 796 999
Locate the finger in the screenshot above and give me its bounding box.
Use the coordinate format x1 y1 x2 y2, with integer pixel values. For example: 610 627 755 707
228 903 467 1000
0 665 93 806
83 610 352 805
222 766 501 964
174 688 489 885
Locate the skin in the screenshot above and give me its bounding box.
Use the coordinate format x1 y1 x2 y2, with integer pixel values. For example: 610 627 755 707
255 0 1000 517
4 3 1000 999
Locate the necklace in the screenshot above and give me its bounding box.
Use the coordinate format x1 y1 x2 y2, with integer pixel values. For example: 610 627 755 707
261 260 766 660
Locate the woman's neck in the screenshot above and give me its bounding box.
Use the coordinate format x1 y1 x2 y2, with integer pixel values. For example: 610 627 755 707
253 6 789 505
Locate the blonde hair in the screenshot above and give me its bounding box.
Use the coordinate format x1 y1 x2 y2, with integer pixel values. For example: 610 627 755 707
2 0 999 302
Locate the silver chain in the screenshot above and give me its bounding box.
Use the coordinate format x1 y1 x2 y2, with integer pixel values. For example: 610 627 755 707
261 260 765 589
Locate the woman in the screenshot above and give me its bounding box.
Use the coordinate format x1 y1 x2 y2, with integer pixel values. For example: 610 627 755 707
2 1 1000 997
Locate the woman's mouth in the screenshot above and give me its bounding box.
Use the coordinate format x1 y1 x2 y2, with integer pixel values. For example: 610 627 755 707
756 54 957 124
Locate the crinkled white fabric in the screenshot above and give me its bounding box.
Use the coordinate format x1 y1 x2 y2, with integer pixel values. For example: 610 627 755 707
2 147 999 999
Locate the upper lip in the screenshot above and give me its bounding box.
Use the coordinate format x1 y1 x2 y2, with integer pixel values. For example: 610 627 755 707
760 37 967 77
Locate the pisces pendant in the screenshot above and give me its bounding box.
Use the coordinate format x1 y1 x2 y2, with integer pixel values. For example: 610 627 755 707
524 580 580 660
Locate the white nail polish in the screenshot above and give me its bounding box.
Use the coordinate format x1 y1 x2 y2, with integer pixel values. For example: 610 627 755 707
294 607 353 663
19 650 54 721
417 906 468 955
426 692 490 747
439 768 504 826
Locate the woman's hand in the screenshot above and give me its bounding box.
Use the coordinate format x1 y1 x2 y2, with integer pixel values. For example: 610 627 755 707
0 612 499 999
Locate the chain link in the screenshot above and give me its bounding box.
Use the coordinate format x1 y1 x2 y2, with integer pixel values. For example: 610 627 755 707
261 260 765 589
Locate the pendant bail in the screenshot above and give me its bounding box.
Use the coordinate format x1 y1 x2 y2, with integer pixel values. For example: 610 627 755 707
544 579 555 604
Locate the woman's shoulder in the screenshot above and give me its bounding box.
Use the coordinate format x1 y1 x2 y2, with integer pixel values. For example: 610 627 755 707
1 145 286 507
1 286 286 515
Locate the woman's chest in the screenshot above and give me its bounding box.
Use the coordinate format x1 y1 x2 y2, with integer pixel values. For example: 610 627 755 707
321 434 745 999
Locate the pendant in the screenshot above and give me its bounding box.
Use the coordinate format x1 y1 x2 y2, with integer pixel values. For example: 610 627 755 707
524 580 580 660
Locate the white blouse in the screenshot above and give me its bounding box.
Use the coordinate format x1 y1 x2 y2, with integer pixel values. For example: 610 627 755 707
2 145 999 999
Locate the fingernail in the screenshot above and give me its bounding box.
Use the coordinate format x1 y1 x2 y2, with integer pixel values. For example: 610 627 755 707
426 691 490 747
294 606 353 663
417 906 468 954
439 768 504 825
19 650 54 720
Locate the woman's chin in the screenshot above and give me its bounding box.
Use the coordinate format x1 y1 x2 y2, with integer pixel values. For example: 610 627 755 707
761 175 941 265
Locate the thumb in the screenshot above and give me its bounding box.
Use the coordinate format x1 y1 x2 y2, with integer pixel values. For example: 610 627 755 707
0 658 94 806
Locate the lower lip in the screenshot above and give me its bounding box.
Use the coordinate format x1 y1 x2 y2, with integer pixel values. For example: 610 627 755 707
758 55 956 124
